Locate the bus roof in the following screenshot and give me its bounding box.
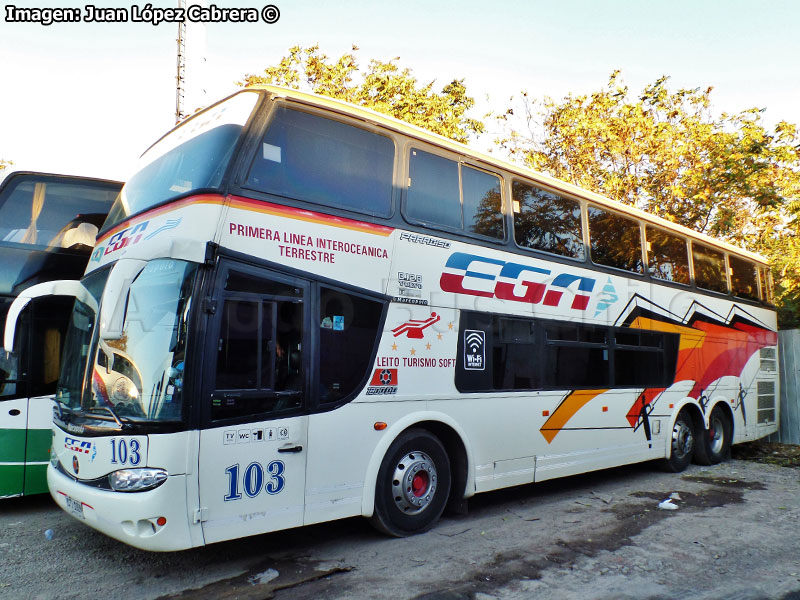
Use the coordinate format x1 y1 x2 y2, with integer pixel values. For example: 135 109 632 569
247 84 767 265
0 168 122 189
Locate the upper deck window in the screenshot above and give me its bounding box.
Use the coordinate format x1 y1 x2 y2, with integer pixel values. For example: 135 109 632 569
588 206 644 273
692 243 728 294
729 255 759 301
245 106 395 217
405 149 504 239
764 269 775 304
758 267 774 304
646 226 690 284
512 181 584 260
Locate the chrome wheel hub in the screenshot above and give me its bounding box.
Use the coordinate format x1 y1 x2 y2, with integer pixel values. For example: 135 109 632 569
391 451 437 515
672 419 693 459
709 416 724 454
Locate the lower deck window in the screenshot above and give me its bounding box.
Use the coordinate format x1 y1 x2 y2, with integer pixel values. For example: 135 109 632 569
455 311 678 392
318 287 385 404
209 263 387 422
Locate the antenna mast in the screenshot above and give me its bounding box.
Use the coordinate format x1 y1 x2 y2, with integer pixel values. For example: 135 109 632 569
175 0 187 123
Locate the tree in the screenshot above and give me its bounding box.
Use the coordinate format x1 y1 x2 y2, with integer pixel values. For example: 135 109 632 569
497 72 800 327
239 45 485 144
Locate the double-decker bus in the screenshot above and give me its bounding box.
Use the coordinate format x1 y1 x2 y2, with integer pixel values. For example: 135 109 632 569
4 86 778 550
0 170 121 498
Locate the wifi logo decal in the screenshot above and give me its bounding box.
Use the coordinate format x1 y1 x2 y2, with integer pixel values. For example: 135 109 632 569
464 330 485 371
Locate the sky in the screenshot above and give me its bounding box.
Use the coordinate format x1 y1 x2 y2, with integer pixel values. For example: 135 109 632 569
1 0 799 183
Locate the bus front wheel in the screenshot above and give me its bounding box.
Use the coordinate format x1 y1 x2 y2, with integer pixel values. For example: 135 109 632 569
369 428 451 537
693 405 732 465
661 409 696 472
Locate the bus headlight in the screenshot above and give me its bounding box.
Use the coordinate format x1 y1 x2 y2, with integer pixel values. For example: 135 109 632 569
111 377 139 404
108 468 168 492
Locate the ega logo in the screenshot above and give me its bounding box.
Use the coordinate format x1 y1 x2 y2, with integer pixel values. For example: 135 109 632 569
91 220 150 262
91 217 183 262
440 252 596 310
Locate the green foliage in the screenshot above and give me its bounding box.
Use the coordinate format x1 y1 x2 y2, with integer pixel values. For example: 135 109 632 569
239 45 484 144
497 72 800 327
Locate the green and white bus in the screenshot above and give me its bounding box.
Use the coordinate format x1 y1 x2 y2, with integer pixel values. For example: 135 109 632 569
0 170 120 498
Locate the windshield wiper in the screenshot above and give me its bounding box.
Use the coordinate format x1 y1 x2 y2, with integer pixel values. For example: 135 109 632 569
87 405 135 430
53 398 73 424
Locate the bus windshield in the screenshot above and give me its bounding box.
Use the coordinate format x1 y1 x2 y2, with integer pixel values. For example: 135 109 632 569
0 176 118 251
103 91 259 232
57 259 198 427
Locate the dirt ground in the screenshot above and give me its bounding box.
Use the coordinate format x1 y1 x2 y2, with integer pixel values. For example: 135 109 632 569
732 441 800 468
2 448 800 600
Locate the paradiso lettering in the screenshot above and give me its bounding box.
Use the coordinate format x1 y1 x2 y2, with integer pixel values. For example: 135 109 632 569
440 252 598 310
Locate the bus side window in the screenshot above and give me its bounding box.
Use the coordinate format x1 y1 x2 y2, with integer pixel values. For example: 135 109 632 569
765 269 775 304
588 206 644 274
456 311 678 392
758 267 775 304
406 149 504 240
406 149 461 229
692 243 728 294
729 255 759 301
245 106 394 218
462 166 503 239
646 226 690 285
212 270 304 421
0 298 21 400
26 297 73 398
318 286 385 404
512 180 585 260
216 299 262 391
758 268 768 302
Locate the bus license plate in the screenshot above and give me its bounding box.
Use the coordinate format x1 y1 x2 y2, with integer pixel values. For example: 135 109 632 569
64 495 85 519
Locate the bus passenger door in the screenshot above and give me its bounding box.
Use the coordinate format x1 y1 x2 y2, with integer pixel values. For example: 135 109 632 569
198 264 309 544
21 298 71 495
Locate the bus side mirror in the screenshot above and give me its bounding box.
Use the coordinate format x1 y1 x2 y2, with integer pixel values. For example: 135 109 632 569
98 259 146 341
3 280 99 352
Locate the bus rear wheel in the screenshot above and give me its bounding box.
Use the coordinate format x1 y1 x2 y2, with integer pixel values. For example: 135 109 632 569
693 405 732 465
661 409 696 472
369 428 451 537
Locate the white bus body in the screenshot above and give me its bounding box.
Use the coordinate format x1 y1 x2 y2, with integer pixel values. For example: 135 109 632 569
6 87 777 550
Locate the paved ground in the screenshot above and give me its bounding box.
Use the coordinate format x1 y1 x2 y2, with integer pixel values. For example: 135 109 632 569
2 445 799 600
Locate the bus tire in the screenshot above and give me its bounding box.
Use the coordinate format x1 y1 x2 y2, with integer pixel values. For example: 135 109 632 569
693 405 732 465
369 428 451 537
661 409 696 473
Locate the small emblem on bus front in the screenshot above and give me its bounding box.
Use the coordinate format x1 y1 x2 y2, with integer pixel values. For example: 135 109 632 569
72 455 79 475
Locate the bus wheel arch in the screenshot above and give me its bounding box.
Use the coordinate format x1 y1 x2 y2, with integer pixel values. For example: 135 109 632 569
413 420 469 516
368 427 452 537
362 417 471 535
694 402 734 465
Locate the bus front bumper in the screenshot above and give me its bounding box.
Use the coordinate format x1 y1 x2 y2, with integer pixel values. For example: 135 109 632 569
48 464 196 551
